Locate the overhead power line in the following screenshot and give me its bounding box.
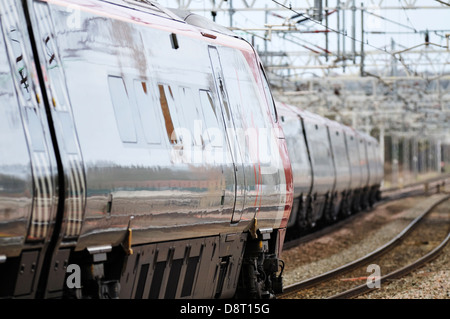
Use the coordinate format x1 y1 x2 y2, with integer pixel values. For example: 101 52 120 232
434 0 450 7
270 0 448 78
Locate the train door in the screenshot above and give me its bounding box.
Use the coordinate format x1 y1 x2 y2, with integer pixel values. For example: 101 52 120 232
208 46 246 224
0 0 59 298
29 0 86 239
21 0 86 298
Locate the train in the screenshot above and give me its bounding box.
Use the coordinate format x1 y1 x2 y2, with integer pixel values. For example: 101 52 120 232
277 102 384 234
0 0 383 300
0 0 293 299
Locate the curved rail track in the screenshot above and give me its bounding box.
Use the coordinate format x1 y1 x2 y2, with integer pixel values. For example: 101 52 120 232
330 231 450 299
283 174 450 249
278 192 450 299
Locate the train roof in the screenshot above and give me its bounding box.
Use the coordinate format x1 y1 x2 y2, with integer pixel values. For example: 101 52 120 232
276 101 300 117
276 101 330 126
340 123 358 137
276 101 328 127
296 108 329 126
276 101 380 143
81 0 251 53
275 101 309 118
324 117 345 132
99 0 184 21
356 130 379 145
168 8 238 38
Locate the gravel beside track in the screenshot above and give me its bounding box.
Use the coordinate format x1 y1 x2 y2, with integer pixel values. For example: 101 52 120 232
357 242 449 299
358 202 450 299
280 194 449 299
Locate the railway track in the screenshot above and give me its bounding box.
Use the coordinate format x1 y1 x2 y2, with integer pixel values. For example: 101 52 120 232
381 174 450 201
283 174 450 249
278 192 450 299
330 232 450 299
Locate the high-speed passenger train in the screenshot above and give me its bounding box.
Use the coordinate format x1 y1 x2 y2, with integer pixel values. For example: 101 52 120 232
277 102 383 233
0 0 293 299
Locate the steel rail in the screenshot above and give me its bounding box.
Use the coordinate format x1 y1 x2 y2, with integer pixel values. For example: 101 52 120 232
381 173 450 201
278 193 450 299
329 231 450 299
283 174 450 249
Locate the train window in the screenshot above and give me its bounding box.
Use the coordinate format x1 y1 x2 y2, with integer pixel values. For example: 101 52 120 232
333 134 349 169
306 122 331 166
56 111 78 154
214 76 231 123
25 107 46 152
7 28 31 101
260 64 277 122
108 76 137 143
33 1 68 110
134 81 162 144
199 89 221 147
218 77 231 122
158 84 180 145
199 90 217 122
179 87 203 146
201 89 217 117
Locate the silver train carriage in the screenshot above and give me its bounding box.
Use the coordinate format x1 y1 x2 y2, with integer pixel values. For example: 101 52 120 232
276 102 383 232
0 0 294 299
